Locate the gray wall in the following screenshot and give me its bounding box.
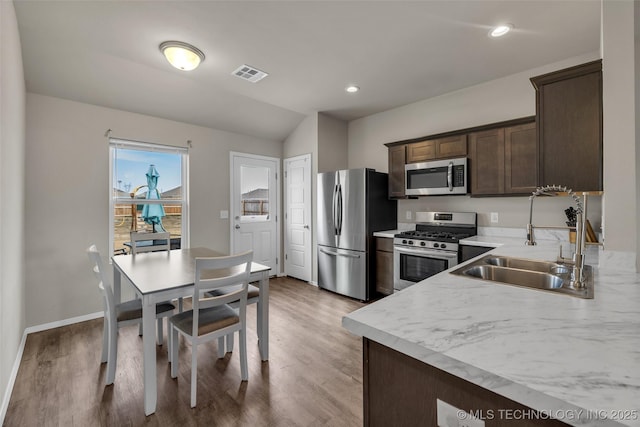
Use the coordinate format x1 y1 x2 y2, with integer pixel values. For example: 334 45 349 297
0 0 26 414
24 94 282 327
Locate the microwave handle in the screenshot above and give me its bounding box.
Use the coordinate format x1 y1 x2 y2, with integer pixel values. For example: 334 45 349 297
447 161 453 192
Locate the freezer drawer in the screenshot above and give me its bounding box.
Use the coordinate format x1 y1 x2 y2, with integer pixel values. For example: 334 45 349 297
318 245 367 300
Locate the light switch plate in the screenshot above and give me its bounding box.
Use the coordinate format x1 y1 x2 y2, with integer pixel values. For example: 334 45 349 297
406 211 412 220
490 212 499 223
436 399 485 427
220 210 229 219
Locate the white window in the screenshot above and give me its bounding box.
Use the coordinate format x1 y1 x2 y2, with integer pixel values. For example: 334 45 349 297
109 138 189 255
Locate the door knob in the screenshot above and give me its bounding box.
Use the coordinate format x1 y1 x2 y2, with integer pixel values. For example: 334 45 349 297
304 225 310 229
235 225 240 229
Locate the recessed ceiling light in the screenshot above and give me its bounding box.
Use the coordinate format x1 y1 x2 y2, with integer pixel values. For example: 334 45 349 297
159 41 205 71
345 85 360 93
490 24 513 38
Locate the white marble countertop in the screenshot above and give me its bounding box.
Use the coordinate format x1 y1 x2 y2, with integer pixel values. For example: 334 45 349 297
343 243 640 426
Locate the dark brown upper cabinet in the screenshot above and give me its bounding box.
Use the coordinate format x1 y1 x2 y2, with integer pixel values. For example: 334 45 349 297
530 60 603 192
406 135 467 163
387 144 407 199
469 120 537 196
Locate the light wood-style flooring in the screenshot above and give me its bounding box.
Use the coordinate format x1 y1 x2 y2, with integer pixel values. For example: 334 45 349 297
4 277 366 426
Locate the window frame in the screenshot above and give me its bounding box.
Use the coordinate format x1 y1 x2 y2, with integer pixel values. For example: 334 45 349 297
108 138 190 255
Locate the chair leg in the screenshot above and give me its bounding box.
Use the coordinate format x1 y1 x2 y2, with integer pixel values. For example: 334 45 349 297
170 326 179 378
106 320 118 385
157 318 164 346
239 329 248 382
101 316 108 363
190 342 198 408
217 336 225 359
226 333 235 353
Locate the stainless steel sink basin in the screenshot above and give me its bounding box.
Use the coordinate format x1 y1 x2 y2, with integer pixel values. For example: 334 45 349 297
450 254 593 299
463 265 564 290
484 256 571 275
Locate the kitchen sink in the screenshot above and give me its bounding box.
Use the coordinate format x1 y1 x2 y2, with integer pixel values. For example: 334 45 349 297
450 254 593 299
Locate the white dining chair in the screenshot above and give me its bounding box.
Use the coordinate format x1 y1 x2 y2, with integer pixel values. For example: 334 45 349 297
130 231 183 315
87 245 175 385
206 283 260 357
129 231 171 254
169 250 253 408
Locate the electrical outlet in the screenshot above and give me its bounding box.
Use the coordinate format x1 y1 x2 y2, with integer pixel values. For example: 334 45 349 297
490 212 499 223
436 399 485 427
406 211 412 220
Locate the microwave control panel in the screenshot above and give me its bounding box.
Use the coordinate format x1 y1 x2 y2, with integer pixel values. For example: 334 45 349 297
453 165 465 187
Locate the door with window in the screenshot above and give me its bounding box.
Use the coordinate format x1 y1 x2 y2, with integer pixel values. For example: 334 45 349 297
230 153 279 272
284 154 311 282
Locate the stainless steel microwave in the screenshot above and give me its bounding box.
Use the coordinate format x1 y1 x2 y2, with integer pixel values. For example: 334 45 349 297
405 157 468 196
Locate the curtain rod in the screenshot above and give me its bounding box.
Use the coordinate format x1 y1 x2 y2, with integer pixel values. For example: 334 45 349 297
105 129 191 150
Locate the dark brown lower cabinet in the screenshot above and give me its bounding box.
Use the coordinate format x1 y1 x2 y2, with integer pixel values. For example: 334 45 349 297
375 237 394 296
363 338 569 426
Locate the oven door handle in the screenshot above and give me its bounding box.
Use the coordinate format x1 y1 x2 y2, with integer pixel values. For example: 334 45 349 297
394 245 458 260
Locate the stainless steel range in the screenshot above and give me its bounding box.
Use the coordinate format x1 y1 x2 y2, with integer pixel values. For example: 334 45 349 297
394 212 477 291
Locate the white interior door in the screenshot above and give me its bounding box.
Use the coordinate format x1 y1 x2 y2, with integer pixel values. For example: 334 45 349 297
231 153 279 272
284 154 311 282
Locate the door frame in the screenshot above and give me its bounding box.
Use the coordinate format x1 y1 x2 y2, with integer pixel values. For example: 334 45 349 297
229 151 281 275
283 153 312 282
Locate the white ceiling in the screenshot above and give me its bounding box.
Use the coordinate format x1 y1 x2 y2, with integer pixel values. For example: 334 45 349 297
14 1 601 142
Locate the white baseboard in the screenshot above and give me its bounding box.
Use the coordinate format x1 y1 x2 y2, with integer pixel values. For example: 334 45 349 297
24 311 103 334
0 331 27 425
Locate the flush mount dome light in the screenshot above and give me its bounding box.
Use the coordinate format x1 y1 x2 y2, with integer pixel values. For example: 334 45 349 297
490 24 513 38
345 85 360 93
159 41 205 71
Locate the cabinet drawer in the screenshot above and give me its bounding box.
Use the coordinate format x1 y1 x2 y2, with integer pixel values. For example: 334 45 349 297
406 140 436 163
436 134 467 158
375 237 394 252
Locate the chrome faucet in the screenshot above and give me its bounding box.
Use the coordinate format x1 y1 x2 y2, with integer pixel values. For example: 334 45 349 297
525 185 587 288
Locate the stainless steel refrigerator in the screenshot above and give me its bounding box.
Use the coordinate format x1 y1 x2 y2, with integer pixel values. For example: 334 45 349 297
317 168 397 300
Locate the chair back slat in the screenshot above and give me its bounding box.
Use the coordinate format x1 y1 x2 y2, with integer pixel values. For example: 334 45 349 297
192 251 253 336
86 245 117 322
130 231 171 254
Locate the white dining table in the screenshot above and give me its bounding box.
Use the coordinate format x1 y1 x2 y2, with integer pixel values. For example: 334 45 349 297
111 247 271 415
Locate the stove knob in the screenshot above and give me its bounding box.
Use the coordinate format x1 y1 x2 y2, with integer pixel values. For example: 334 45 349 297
408 240 414 245
441 243 447 249
420 241 426 247
402 240 407 244
433 243 440 248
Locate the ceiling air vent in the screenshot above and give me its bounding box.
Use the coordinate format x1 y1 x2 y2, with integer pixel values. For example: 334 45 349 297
232 64 268 83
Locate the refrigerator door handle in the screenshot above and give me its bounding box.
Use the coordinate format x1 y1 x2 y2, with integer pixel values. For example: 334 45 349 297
319 247 361 259
337 184 343 235
332 184 339 235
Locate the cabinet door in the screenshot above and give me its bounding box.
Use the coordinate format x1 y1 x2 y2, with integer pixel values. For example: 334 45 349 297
406 140 435 163
531 60 602 191
375 249 394 296
505 122 537 194
469 128 505 195
388 145 407 199
435 134 467 159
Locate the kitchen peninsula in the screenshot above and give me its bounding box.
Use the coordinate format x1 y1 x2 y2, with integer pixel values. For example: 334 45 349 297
343 242 640 427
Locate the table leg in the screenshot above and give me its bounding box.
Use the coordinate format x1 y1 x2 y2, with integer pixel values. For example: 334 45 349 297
142 295 157 415
113 267 121 305
258 271 269 361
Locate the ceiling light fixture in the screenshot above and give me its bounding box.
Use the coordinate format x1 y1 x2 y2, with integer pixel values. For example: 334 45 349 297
345 85 360 93
159 41 205 71
489 24 513 38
